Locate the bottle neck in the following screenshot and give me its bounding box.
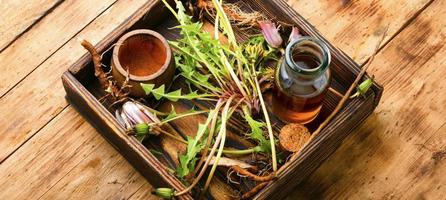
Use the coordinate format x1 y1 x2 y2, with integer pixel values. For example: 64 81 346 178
284 36 330 80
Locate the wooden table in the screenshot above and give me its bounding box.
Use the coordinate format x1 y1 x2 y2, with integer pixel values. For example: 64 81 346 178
1 0 444 199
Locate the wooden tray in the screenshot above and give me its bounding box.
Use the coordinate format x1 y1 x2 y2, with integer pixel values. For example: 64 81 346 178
62 0 383 199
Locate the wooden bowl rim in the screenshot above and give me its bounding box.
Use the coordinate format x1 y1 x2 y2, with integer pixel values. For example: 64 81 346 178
112 29 172 82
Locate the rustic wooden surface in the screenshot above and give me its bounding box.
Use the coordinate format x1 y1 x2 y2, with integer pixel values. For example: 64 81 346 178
0 0 444 199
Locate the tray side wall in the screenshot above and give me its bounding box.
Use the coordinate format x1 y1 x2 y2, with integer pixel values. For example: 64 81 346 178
62 72 193 200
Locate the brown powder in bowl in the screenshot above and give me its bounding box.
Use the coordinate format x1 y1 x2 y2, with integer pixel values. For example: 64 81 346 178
279 123 311 152
118 34 167 77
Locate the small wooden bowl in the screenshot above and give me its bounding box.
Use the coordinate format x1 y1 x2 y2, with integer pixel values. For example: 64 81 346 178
112 29 174 97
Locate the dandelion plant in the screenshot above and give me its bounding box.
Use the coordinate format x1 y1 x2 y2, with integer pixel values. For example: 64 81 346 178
138 0 281 197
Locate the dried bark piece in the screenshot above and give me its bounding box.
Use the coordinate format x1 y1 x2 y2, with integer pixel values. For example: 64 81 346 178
279 123 311 152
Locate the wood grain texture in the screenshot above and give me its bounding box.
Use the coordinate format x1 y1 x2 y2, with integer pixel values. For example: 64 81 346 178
0 0 154 162
0 0 117 97
289 0 446 199
62 0 382 198
0 0 444 199
0 0 62 51
0 107 159 200
287 0 432 64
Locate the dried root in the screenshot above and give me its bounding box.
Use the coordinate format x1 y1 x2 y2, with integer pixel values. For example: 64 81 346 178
80 40 131 106
197 0 265 31
195 0 296 35
226 164 273 199
231 165 275 182
81 40 110 89
241 182 268 199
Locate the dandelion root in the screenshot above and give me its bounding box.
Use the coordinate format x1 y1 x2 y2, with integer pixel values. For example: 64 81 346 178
241 182 268 199
231 165 275 182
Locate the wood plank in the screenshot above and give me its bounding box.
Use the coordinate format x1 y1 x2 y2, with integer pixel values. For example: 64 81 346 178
286 0 432 64
2 0 440 197
130 185 160 200
0 107 158 200
0 0 153 162
290 0 446 198
0 0 117 97
0 0 62 51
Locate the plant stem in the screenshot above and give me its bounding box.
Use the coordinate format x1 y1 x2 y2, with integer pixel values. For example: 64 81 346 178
219 49 249 98
222 146 261 155
203 96 234 191
153 122 260 156
141 105 169 116
329 87 343 98
174 98 231 197
211 0 249 99
193 100 223 176
151 126 187 144
161 0 179 20
211 0 238 48
148 110 209 126
254 74 277 171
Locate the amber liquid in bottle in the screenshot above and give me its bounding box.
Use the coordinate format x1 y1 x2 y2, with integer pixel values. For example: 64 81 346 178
272 37 331 124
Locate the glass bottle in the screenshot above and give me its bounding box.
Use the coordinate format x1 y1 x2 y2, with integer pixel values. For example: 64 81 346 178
272 36 331 124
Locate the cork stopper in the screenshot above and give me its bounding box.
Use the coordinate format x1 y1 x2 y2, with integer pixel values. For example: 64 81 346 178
279 123 311 152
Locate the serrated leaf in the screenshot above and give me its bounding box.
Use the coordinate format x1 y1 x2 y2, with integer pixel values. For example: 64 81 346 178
182 91 199 99
176 130 207 178
163 105 178 122
195 73 211 83
245 114 271 153
175 108 217 178
161 106 205 124
152 85 166 100
141 83 155 95
141 83 214 102
165 89 182 101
